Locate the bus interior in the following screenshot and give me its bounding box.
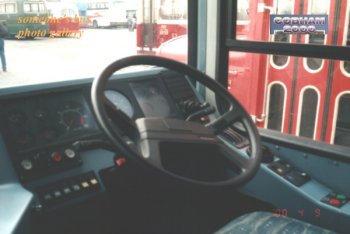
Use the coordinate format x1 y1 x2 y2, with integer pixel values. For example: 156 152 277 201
1 0 350 234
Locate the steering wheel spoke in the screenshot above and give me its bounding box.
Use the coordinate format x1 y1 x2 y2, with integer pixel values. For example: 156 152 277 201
219 142 250 172
207 108 245 134
138 139 164 169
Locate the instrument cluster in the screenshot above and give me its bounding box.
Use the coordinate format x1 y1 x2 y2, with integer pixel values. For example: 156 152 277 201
1 91 99 152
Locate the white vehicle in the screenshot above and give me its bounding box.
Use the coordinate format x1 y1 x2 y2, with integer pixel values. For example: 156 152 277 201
87 0 128 28
46 2 80 19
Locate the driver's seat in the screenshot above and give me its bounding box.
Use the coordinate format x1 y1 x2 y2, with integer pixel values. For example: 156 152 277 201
214 211 338 234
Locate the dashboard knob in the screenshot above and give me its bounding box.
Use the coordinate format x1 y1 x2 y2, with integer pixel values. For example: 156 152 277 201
64 148 76 159
21 159 33 170
51 152 63 162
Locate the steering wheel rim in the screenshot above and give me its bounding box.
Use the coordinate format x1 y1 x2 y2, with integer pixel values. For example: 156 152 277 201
91 55 262 187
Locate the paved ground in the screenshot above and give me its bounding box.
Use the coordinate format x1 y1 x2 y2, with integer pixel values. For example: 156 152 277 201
0 28 138 88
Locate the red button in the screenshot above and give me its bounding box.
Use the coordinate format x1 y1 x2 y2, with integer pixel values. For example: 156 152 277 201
329 199 341 206
115 157 126 166
51 152 62 162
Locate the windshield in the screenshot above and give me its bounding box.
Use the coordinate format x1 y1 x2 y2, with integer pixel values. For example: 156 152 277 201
1 0 350 151
0 0 188 87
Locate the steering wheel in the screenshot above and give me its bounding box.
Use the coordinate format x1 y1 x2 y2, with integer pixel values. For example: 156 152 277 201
91 55 262 187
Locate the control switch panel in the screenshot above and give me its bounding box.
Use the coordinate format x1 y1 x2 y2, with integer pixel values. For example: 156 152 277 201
18 146 82 181
321 192 349 208
268 160 310 187
37 171 100 207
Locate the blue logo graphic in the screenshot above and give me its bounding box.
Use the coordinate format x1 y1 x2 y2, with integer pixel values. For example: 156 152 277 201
270 14 328 34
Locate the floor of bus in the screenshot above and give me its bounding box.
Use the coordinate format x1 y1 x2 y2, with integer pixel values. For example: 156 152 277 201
30 163 274 234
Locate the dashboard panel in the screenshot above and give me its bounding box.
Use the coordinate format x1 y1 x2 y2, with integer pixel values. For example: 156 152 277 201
0 68 202 190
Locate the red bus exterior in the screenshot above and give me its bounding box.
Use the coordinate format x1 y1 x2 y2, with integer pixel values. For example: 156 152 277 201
136 0 187 53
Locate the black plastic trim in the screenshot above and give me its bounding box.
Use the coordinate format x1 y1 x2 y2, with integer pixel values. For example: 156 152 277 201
226 40 350 61
259 128 350 164
188 0 198 67
216 0 229 87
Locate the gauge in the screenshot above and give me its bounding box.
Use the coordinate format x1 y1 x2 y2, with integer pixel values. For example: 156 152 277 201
7 111 26 125
58 102 88 131
104 90 134 118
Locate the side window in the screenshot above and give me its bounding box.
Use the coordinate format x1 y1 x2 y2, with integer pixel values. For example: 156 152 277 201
39 3 45 12
237 0 249 21
31 3 38 12
159 0 187 20
272 32 289 67
275 0 292 14
298 88 319 139
342 3 350 75
61 9 67 16
23 3 30 12
271 0 292 68
334 94 350 146
306 34 325 70
6 3 16 13
267 83 286 131
305 0 328 72
23 3 43 13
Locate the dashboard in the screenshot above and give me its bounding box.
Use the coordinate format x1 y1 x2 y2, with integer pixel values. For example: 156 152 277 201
0 68 206 210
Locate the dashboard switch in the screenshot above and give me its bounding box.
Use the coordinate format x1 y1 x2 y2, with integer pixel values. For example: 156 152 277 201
63 187 72 194
90 178 98 185
43 193 53 201
268 160 291 175
321 192 349 208
64 148 76 159
329 199 341 206
21 159 33 170
283 170 310 187
337 194 347 200
115 157 127 166
72 184 81 192
81 181 90 188
51 152 63 162
53 190 62 198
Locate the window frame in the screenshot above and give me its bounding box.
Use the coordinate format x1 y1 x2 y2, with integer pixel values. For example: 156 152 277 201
215 0 350 161
222 0 349 61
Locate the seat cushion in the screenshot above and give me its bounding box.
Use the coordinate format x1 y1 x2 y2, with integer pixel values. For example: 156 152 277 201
214 211 338 234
